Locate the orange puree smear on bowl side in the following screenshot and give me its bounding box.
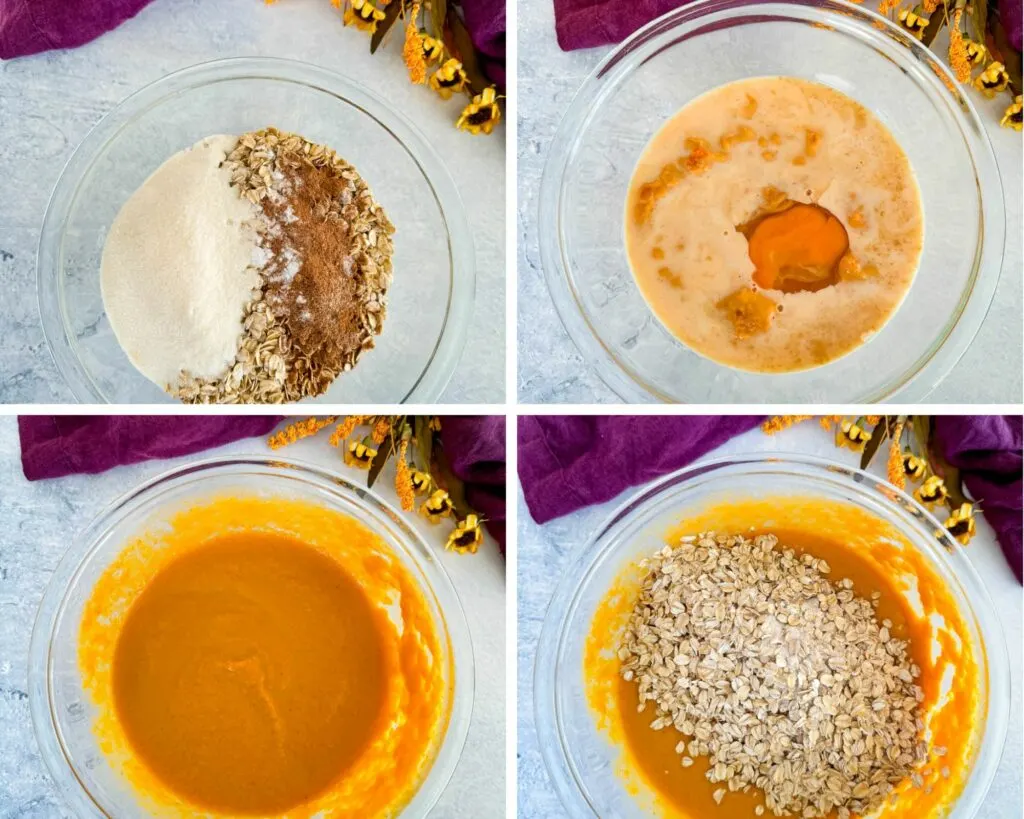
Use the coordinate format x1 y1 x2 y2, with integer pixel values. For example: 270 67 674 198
80 495 451 818
584 497 982 819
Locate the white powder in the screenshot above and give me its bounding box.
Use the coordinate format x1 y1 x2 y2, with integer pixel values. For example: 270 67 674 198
101 134 261 388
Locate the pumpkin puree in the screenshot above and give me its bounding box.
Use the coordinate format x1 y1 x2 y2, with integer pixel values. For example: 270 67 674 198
584 497 983 819
80 495 451 817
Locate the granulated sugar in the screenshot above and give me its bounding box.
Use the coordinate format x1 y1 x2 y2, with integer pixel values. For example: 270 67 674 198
101 135 261 388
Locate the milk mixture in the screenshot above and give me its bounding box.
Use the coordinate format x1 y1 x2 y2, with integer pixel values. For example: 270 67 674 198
625 77 923 373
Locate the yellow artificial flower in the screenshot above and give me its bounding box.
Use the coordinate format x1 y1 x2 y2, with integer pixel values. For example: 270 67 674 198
429 58 468 99
457 87 502 135
897 8 929 39
410 469 433 494
421 489 454 523
836 420 872 451
345 438 377 469
446 514 485 554
974 61 1010 97
1001 95 1023 131
964 38 988 67
403 14 428 85
915 475 948 507
344 0 385 33
429 417 442 431
943 502 977 545
902 452 928 481
422 34 444 63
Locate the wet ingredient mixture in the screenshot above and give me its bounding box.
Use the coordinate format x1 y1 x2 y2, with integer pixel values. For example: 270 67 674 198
585 498 980 819
80 496 448 817
625 78 923 373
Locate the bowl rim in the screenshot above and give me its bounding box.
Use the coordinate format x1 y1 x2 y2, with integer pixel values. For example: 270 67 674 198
533 451 1010 818
37 55 475 405
28 453 475 818
538 0 1005 403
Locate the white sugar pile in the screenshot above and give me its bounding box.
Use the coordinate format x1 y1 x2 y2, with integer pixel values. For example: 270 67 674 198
101 134 261 389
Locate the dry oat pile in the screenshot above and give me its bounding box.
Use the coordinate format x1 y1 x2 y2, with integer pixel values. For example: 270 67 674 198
619 532 933 819
174 128 394 404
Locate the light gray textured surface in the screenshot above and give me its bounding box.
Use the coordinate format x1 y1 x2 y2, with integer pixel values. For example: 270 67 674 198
516 0 1023 404
0 0 505 405
0 417 505 817
517 422 1023 817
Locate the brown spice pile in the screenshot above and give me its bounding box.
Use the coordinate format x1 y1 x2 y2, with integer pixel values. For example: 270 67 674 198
619 532 934 819
174 128 394 404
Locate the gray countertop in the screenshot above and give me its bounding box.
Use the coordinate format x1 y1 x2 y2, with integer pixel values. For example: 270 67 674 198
516 0 1023 404
0 0 505 405
0 417 506 817
517 422 1023 817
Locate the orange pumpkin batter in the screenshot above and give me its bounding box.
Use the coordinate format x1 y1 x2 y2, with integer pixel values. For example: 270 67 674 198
80 495 451 817
746 203 849 294
584 497 983 819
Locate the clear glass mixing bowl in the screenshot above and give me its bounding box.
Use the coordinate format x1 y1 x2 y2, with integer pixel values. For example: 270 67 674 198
539 0 1004 402
38 57 474 404
535 454 1009 817
29 455 474 817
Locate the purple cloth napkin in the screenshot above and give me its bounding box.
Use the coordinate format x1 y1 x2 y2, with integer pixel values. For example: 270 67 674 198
0 0 153 59
462 0 506 90
553 0 687 51
441 415 506 553
19 416 281 481
933 416 1023 583
518 416 763 523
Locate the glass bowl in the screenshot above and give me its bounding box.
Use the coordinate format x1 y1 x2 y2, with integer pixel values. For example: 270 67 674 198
38 57 474 404
534 454 1008 818
539 0 1003 402
29 455 474 817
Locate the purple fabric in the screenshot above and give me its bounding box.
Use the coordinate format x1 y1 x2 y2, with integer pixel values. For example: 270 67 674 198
461 0 506 90
0 0 153 59
933 416 1023 583
553 0 689 51
441 416 506 553
1000 0 1023 52
518 416 762 523
18 416 281 481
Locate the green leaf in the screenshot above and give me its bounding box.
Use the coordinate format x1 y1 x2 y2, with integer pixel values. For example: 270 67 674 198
921 5 949 47
969 0 987 43
447 11 489 95
414 416 434 471
370 0 405 54
912 415 932 457
366 434 394 488
991 17 1024 92
859 419 888 470
430 0 447 39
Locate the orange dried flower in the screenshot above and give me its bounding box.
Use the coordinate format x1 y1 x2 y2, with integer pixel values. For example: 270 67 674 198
948 10 972 83
819 415 842 431
402 6 428 85
761 415 813 435
395 441 414 512
372 418 391 445
887 424 906 490
330 415 365 447
268 416 336 450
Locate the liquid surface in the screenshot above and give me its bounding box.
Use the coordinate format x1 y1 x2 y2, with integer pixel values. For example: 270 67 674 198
112 532 387 814
585 497 980 819
625 78 923 373
80 495 450 818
